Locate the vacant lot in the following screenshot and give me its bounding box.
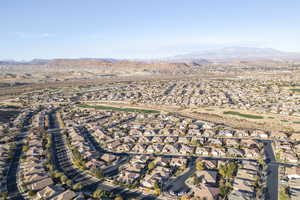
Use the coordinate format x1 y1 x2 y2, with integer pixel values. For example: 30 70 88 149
78 104 160 114
223 111 264 119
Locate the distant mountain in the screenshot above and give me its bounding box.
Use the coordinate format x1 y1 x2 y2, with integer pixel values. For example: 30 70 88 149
0 58 122 65
170 47 300 62
78 58 121 63
0 60 24 65
1 47 300 65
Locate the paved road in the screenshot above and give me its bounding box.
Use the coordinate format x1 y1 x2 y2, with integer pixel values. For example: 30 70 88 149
263 140 278 200
164 158 196 195
6 143 25 200
6 112 33 200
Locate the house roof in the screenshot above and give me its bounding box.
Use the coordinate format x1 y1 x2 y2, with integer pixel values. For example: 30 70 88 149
195 170 218 184
52 189 77 200
286 166 300 177
36 185 64 199
192 184 219 200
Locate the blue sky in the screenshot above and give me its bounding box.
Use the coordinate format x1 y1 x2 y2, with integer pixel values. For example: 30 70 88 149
1 0 300 60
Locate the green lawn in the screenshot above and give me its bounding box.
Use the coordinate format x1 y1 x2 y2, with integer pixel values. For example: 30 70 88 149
77 104 160 114
290 88 300 93
223 111 264 119
293 121 300 124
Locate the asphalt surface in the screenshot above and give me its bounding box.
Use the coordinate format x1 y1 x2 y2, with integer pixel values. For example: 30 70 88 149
6 142 25 200
263 140 278 200
6 112 33 200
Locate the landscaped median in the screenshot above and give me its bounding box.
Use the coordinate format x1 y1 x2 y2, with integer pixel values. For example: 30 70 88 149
223 111 264 119
77 104 160 114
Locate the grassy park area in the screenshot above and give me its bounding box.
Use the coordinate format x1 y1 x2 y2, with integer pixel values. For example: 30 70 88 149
290 88 300 93
78 104 160 114
223 111 264 119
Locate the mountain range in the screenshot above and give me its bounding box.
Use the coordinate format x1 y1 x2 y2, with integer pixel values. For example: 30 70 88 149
168 47 300 62
1 47 300 65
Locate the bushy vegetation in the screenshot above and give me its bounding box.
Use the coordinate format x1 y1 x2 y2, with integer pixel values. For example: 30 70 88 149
279 186 290 200
92 168 104 179
281 120 289 123
223 111 264 119
78 104 160 114
195 160 204 170
92 189 111 199
218 162 239 198
71 148 87 170
72 182 82 191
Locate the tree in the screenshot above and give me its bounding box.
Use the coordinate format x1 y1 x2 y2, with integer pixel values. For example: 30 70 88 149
46 163 53 171
191 140 199 146
9 142 16 150
93 168 104 179
60 175 68 184
92 189 107 199
22 145 29 152
219 162 238 181
193 175 203 186
53 171 64 179
180 196 191 200
148 161 155 170
279 186 289 200
0 192 8 200
258 158 265 169
154 181 160 190
28 190 36 197
3 128 9 135
72 183 82 191
219 185 230 197
66 179 72 186
115 195 124 200
196 160 204 170
284 127 294 138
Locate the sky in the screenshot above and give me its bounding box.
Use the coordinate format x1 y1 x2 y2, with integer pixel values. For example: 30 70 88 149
1 0 300 60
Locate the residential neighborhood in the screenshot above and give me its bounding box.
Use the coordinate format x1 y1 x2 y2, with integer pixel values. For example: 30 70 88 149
1 74 300 200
